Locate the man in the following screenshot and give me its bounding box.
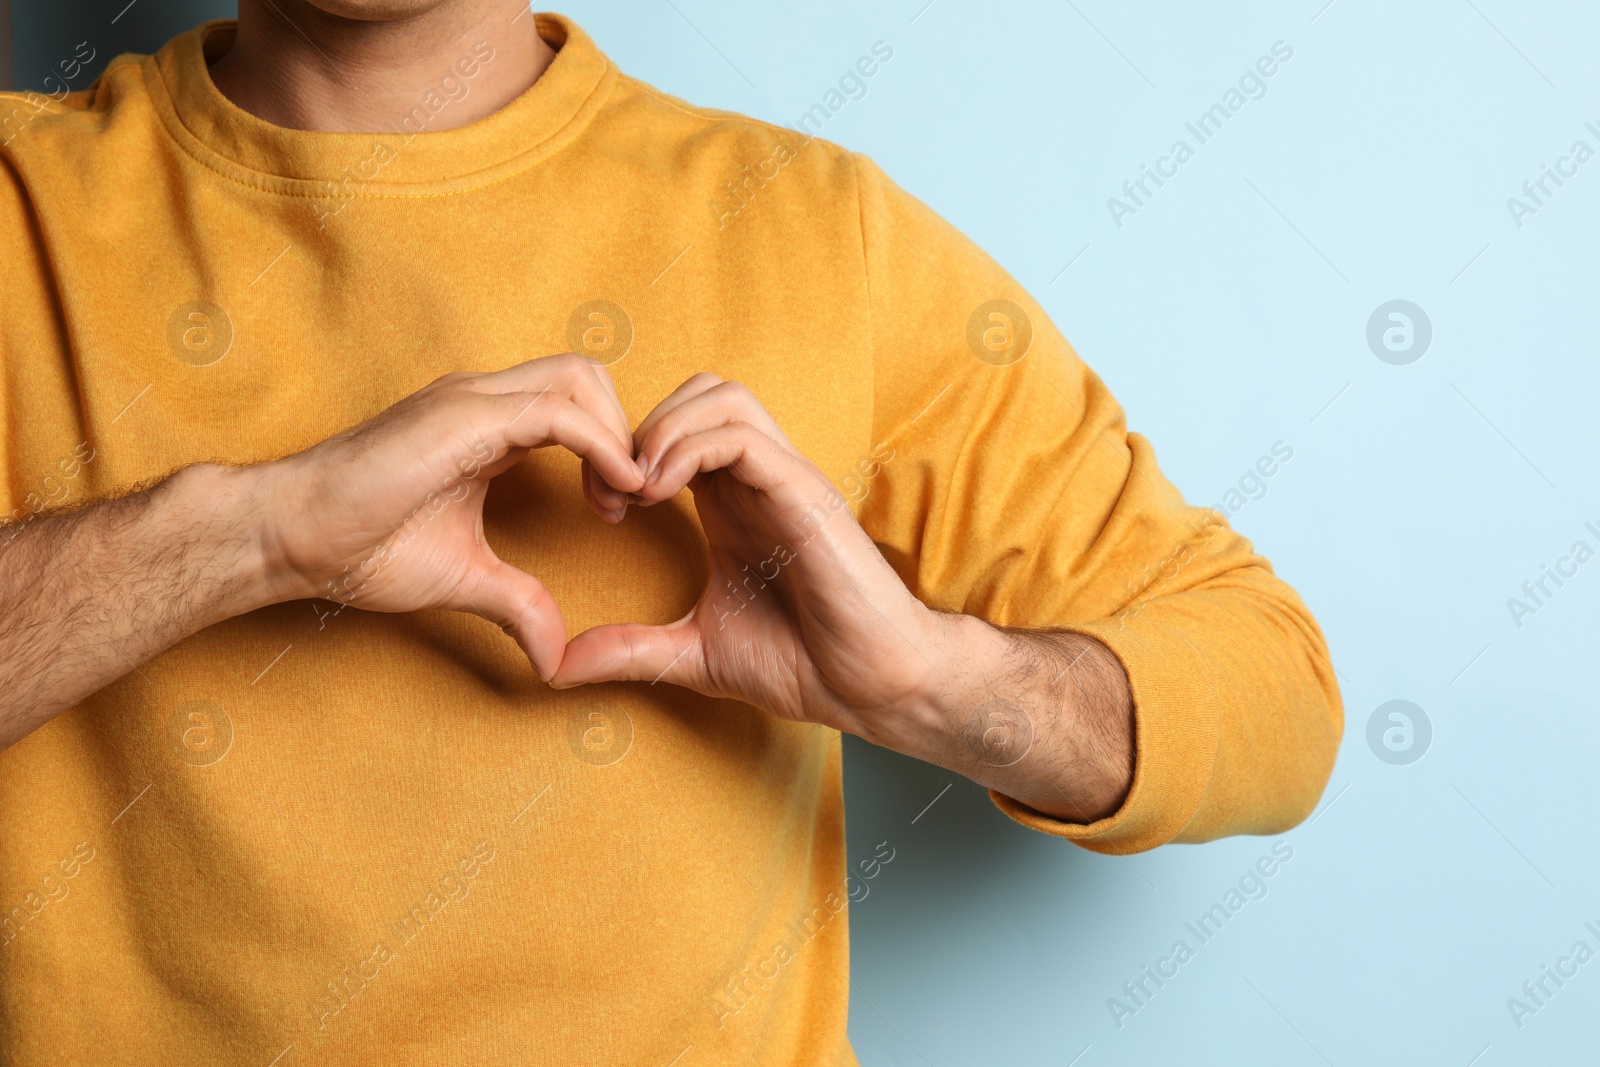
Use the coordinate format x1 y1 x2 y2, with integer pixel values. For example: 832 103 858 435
0 1 1342 1063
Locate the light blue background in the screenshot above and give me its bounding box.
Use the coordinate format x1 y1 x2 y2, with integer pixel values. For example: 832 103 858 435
12 2 1600 1064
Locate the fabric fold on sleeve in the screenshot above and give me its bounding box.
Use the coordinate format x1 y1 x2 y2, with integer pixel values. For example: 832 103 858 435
988 614 1220 855
850 150 1343 854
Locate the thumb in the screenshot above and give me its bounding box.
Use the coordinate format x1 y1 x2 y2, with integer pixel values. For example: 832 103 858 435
549 620 703 691
454 557 568 682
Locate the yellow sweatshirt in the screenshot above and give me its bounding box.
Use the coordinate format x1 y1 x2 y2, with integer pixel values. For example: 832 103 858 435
0 15 1342 1065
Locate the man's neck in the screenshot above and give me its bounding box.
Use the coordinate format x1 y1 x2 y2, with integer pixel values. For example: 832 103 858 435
208 1 555 133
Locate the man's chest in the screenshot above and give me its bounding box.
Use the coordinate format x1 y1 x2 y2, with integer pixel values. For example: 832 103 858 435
7 183 877 544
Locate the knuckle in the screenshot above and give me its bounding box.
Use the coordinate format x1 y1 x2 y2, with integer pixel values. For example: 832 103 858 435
441 378 493 409
419 372 473 403
535 352 583 385
553 350 595 374
501 388 551 421
725 419 764 442
715 380 763 416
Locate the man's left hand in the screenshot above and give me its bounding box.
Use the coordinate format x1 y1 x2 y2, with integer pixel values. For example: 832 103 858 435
550 373 1135 823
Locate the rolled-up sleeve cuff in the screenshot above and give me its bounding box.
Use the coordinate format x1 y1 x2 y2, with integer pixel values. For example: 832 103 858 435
988 614 1221 855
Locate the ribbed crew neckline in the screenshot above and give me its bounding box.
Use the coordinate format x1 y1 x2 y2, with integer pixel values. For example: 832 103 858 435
142 13 613 195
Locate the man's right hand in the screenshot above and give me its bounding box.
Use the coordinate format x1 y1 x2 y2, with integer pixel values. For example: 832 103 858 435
254 354 645 680
0 354 642 750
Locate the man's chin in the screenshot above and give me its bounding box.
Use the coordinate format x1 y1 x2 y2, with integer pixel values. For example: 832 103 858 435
289 0 474 24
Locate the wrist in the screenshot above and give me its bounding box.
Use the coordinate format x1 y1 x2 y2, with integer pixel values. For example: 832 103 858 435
884 611 1136 824
875 610 1016 768
167 463 283 620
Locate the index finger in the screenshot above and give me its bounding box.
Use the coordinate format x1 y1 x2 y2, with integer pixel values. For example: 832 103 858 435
467 390 645 495
474 354 635 459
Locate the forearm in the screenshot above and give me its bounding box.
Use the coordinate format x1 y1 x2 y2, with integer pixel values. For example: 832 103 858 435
0 464 270 750
0 356 646 748
887 614 1136 823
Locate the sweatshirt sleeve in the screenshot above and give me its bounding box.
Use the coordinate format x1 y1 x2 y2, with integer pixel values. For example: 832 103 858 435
849 153 1343 855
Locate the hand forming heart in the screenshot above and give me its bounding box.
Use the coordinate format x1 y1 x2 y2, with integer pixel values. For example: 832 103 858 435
259 355 949 741
551 371 950 744
259 353 646 681
251 354 1136 819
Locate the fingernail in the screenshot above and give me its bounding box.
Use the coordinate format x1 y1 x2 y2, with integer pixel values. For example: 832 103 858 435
645 464 663 489
636 455 653 482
